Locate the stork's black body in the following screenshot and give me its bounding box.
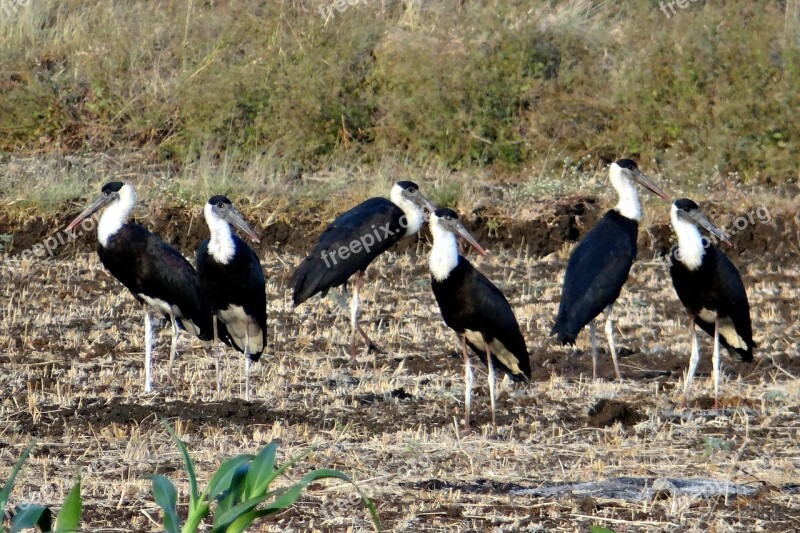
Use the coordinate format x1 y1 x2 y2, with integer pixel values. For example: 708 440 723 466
291 181 435 358
432 256 531 380
670 244 754 362
292 197 406 304
551 210 638 344
197 234 267 360
99 224 214 339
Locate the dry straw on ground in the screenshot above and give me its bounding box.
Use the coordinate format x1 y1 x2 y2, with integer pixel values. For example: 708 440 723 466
0 233 798 531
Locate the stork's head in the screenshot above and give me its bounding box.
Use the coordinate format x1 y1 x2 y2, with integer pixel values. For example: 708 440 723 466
428 207 486 282
609 159 668 220
429 208 486 255
390 181 437 235
66 181 136 236
204 195 260 243
671 198 730 245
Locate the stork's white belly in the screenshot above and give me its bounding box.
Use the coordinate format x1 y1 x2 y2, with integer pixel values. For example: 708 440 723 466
219 305 264 354
464 329 524 375
697 308 747 350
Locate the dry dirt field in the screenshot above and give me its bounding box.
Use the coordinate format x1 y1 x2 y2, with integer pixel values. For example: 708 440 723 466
1 198 799 532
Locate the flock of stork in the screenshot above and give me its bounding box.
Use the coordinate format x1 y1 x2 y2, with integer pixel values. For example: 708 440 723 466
64 159 755 430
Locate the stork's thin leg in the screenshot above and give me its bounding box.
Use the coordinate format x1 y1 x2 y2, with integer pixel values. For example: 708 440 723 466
485 342 497 433
144 306 154 393
589 320 598 381
349 272 362 359
713 317 721 410
244 329 251 401
168 313 179 375
337 281 380 355
462 334 473 429
604 305 622 381
213 315 222 400
680 320 700 408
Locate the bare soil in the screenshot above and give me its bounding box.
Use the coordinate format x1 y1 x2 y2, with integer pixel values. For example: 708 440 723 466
0 198 798 532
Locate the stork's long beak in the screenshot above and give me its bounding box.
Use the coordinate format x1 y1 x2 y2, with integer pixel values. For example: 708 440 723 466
223 208 261 243
679 209 732 245
631 169 668 200
66 194 114 232
415 194 438 220
454 221 487 256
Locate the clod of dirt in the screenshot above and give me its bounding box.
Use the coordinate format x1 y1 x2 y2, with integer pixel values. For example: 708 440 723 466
587 399 644 428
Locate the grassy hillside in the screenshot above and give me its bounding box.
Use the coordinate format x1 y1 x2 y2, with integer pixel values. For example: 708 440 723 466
0 0 798 190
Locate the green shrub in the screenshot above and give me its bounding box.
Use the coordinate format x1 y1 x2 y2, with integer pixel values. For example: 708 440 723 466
153 418 381 533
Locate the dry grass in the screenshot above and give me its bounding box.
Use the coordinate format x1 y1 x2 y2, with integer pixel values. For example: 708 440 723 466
0 238 798 531
1 1 798 184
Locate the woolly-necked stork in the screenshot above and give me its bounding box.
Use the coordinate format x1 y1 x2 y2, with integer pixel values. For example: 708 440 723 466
429 208 531 431
66 182 216 393
668 198 755 408
197 195 266 401
292 180 435 358
551 159 668 380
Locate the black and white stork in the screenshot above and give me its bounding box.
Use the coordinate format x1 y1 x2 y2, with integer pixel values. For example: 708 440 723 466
66 182 215 393
551 159 668 380
428 208 531 431
668 198 755 408
291 180 435 357
197 195 266 401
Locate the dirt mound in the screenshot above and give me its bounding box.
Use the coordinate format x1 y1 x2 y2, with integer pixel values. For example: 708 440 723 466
3 196 797 263
587 399 645 428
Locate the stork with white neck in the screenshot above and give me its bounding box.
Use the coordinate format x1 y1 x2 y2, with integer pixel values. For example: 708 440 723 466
429 208 530 432
197 195 265 401
291 180 436 358
551 159 668 380
668 198 755 409
66 182 217 393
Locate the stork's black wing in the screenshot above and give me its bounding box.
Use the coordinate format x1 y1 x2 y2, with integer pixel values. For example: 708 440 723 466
99 224 215 340
670 244 754 361
197 236 267 355
292 197 406 305
432 257 530 380
552 211 638 344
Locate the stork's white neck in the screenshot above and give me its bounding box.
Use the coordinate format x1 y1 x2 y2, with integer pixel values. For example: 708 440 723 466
671 205 705 270
429 219 459 281
204 203 235 264
98 185 136 247
609 164 642 221
390 184 424 236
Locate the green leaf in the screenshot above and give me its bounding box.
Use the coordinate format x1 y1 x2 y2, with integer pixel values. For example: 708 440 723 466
590 527 616 533
213 463 251 524
214 468 352 529
244 441 279 498
204 454 253 501
11 505 52 533
0 440 36 519
54 477 82 532
160 418 199 506
151 475 181 533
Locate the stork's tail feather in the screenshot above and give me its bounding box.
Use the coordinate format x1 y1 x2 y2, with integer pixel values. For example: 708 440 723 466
291 256 322 306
